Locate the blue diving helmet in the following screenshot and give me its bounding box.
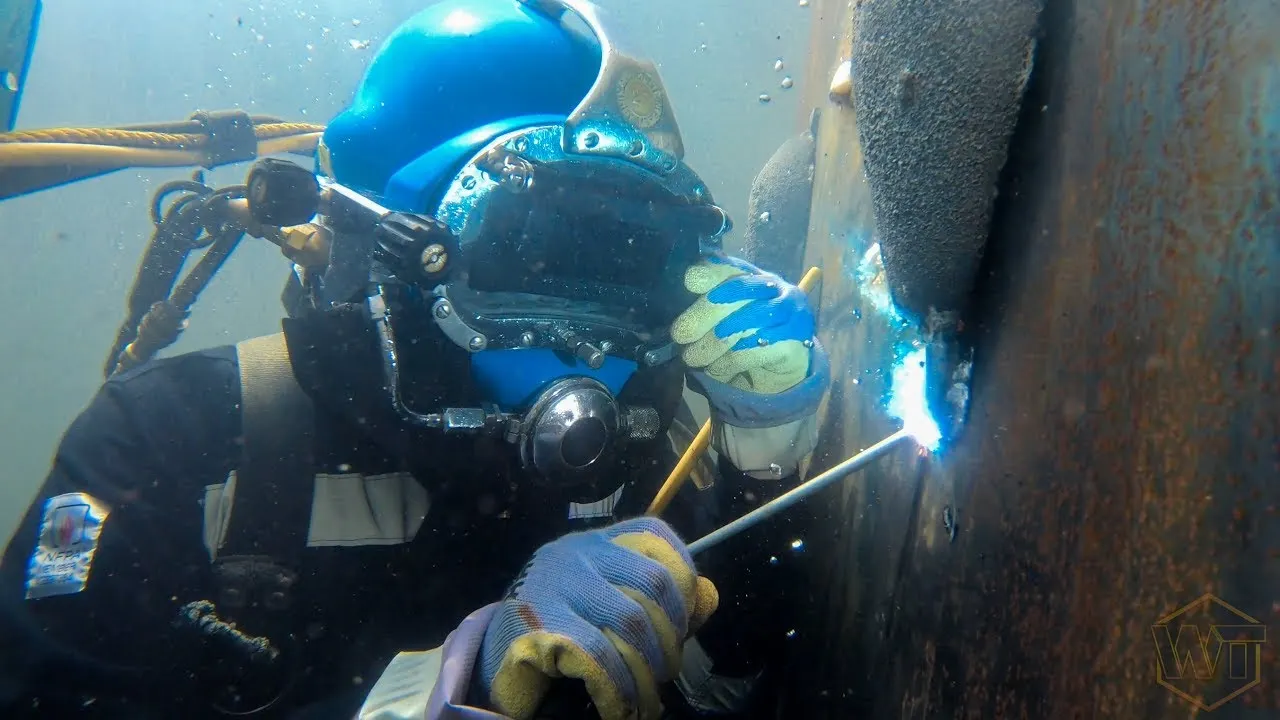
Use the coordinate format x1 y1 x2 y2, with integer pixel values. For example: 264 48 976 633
312 0 731 486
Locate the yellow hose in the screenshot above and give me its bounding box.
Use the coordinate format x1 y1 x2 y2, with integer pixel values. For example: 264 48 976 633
647 265 823 516
1 127 204 147
0 133 322 168
0 122 324 148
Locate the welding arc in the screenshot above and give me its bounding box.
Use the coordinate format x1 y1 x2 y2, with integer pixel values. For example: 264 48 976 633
687 429 913 556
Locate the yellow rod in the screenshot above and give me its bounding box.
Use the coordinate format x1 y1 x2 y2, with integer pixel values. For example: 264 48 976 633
648 265 823 515
647 422 714 515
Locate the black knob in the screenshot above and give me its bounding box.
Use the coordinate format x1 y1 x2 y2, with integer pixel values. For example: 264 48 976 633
373 213 458 285
246 158 321 227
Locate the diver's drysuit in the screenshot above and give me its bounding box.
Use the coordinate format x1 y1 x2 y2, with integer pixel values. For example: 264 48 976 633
0 305 813 719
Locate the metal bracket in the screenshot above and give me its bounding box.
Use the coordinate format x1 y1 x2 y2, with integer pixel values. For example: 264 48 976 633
431 296 488 352
642 342 679 367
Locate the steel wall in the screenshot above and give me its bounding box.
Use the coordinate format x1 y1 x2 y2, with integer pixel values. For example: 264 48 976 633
787 0 1279 717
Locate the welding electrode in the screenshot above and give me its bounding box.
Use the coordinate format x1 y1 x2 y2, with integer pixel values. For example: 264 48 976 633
687 428 913 555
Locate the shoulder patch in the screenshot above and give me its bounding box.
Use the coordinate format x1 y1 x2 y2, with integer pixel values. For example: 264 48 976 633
25 493 111 599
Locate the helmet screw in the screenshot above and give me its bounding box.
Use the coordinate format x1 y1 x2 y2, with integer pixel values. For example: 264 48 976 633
520 331 536 346
421 243 448 274
803 339 814 348
434 302 452 320
468 335 487 351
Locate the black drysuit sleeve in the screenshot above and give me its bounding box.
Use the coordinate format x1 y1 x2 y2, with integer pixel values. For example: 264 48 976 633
0 347 243 717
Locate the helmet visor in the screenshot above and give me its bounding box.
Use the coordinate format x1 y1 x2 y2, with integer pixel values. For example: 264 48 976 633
465 160 724 315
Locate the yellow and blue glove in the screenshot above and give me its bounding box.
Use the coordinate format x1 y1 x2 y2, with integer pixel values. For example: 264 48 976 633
475 517 719 720
672 254 816 395
672 254 829 471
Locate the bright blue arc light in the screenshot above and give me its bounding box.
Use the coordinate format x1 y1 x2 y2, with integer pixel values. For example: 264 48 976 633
887 347 942 452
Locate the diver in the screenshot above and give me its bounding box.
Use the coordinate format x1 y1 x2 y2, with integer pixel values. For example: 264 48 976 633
0 1 828 718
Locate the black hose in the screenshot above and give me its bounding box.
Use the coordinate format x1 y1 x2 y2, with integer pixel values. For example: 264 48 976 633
105 178 209 376
105 179 249 377
169 226 242 309
149 178 210 223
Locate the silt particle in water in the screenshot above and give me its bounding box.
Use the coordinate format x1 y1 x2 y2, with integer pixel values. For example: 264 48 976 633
780 76 794 89
758 93 772 103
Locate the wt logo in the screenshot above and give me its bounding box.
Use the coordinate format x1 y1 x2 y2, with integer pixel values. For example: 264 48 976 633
1151 594 1267 711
